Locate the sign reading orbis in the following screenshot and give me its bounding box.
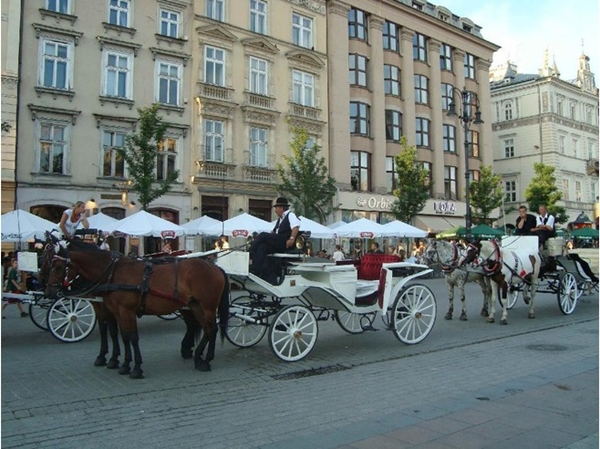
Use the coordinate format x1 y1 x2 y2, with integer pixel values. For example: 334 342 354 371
356 197 394 210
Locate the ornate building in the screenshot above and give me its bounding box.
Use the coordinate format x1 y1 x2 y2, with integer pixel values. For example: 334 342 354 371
490 50 599 226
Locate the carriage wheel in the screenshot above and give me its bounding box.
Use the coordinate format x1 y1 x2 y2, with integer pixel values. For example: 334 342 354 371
157 311 180 321
498 285 520 310
334 311 376 334
29 297 54 331
557 272 578 315
225 296 267 348
390 284 436 345
47 297 97 343
268 305 318 362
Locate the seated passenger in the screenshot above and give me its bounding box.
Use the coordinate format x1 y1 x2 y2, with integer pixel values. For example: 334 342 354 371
514 205 536 235
530 204 556 248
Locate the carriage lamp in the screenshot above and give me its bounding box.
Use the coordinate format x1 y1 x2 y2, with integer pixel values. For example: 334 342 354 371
447 87 484 241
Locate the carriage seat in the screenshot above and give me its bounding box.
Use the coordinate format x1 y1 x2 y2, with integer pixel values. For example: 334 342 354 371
357 254 401 280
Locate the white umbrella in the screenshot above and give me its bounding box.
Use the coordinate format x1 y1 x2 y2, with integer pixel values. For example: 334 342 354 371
333 218 394 238
298 216 336 239
104 210 184 238
382 220 427 238
181 215 222 236
205 212 272 237
328 220 347 229
78 212 119 231
1 209 57 242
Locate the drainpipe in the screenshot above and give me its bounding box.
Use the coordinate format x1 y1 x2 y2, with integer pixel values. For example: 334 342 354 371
13 0 25 209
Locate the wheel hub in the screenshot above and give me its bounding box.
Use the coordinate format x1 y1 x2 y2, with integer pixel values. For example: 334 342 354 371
293 330 302 339
69 314 77 322
414 311 422 319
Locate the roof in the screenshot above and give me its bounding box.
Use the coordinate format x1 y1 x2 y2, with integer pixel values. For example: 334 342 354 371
490 73 540 89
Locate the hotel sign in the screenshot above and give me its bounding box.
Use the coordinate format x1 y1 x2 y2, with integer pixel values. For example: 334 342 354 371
356 196 394 210
433 201 456 215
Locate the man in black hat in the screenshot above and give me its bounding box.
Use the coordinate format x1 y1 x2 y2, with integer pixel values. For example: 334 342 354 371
249 197 300 280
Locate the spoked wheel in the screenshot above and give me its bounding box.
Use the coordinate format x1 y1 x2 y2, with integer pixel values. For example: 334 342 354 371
498 285 520 310
557 272 578 315
226 296 268 348
47 297 97 343
268 305 318 362
334 310 376 334
29 297 55 330
390 284 436 344
157 311 180 321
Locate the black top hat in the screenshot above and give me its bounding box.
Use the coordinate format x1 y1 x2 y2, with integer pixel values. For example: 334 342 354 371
273 197 290 208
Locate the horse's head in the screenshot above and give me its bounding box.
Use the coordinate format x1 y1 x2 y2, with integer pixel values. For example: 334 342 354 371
458 240 481 267
422 241 439 264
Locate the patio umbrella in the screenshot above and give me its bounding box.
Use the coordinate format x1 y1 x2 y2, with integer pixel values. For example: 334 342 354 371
181 215 222 236
570 227 599 240
1 209 57 242
437 224 504 240
333 218 394 238
298 216 336 239
382 220 427 238
204 212 272 237
104 210 184 238
78 212 119 231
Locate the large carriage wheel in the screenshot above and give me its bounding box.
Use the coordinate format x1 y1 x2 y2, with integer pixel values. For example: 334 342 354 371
268 305 318 362
226 296 267 348
557 272 578 315
157 312 180 321
29 297 55 331
334 311 376 334
390 284 436 344
498 285 519 310
47 297 97 343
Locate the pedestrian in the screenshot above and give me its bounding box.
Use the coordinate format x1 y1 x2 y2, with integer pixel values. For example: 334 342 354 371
332 245 345 262
369 242 383 254
161 240 172 253
59 201 89 240
220 235 230 250
2 258 29 318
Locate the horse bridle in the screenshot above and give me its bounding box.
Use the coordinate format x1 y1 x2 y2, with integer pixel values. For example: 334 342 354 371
465 240 501 275
428 241 460 273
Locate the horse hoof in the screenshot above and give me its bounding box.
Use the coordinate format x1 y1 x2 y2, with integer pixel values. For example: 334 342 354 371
130 371 144 379
181 350 193 359
523 296 531 305
528 313 535 319
444 313 452 320
107 360 120 370
486 317 495 323
118 366 131 375
500 319 508 325
196 361 211 372
94 358 107 367
480 308 489 317
459 314 468 321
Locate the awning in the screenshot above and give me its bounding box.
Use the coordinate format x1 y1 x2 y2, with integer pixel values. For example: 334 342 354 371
415 216 464 233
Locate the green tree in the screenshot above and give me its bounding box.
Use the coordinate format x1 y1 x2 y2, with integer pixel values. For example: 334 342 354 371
116 104 179 211
469 165 504 224
524 162 568 224
276 125 337 222
390 137 432 223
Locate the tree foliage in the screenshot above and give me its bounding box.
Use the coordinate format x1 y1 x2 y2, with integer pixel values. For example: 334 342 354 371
116 104 179 211
469 165 504 224
390 137 432 223
1 121 12 132
276 125 337 222
524 163 568 223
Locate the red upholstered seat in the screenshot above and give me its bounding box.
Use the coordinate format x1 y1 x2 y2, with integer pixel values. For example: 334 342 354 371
358 254 401 280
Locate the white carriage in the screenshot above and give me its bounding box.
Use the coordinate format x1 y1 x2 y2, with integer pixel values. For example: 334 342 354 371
216 251 437 362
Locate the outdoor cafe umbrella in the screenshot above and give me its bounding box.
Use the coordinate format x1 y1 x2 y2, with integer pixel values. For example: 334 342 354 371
437 223 504 240
181 215 222 236
333 218 395 238
1 209 57 242
382 220 427 238
570 227 599 240
204 212 272 238
271 216 336 239
78 212 119 232
104 210 185 238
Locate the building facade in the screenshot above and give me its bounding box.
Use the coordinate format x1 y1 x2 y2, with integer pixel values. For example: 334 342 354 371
327 0 498 232
490 51 599 227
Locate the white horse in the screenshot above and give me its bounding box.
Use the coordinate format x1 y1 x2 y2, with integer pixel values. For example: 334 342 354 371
423 240 491 321
460 238 540 325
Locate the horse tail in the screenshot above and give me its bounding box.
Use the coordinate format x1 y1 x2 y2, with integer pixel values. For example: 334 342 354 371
217 267 230 344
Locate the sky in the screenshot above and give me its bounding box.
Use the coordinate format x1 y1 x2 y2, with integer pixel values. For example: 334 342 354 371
438 0 599 81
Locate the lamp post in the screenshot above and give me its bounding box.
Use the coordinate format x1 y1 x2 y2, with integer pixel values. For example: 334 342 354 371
447 87 484 241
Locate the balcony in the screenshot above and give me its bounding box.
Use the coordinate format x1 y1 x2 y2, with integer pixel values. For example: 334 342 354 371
289 102 321 120
286 102 326 135
243 166 277 183
197 83 233 101
194 160 235 179
245 92 275 109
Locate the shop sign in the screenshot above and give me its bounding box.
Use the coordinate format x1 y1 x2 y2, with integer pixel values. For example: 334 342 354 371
232 230 248 237
161 230 177 239
433 201 456 215
356 196 394 210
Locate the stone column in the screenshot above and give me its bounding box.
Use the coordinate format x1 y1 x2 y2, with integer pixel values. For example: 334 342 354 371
369 14 387 194
476 58 493 166
428 38 444 199
399 28 416 145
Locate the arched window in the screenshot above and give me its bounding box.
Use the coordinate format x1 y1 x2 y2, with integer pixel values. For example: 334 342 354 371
504 101 513 120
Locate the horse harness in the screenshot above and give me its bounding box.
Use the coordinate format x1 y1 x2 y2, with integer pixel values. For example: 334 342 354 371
467 240 534 284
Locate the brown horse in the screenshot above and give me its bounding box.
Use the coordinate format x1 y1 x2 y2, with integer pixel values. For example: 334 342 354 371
42 237 229 378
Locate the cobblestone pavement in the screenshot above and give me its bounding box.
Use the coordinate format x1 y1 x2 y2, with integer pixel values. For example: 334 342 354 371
2 278 598 448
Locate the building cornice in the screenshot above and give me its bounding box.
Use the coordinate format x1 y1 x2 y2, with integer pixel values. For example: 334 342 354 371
286 0 326 15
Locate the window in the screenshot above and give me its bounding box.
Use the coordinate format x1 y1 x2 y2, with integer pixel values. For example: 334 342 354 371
414 75 428 104
588 140 596 159
441 83 453 110
559 135 565 153
570 102 576 120
556 96 563 115
292 13 313 48
572 138 579 158
464 91 477 117
249 57 268 95
350 102 370 136
292 70 314 106
505 180 516 202
464 53 476 79
108 0 130 27
384 65 400 96
382 21 398 51
440 44 452 71
250 127 268 167
415 117 430 147
348 54 367 87
442 124 456 152
504 138 514 158
470 170 480 182
159 9 180 38
250 0 267 34
421 161 432 195
504 102 513 120
563 179 570 201
38 122 68 174
206 0 225 21
157 137 178 181
385 110 401 142
348 8 368 41
351 151 370 191
575 180 581 202
444 166 457 199
103 51 132 98
468 130 479 157
413 33 427 61
102 130 126 177
157 61 181 106
40 39 72 90
204 46 225 86
386 156 398 193
46 0 69 13
204 120 224 162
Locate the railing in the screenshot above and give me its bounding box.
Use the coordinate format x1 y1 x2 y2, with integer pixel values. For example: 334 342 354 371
289 102 321 120
194 160 235 179
245 92 275 109
197 83 232 101
243 166 277 183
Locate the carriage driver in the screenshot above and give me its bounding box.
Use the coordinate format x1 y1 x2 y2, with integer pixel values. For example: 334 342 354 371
249 197 300 279
530 204 556 249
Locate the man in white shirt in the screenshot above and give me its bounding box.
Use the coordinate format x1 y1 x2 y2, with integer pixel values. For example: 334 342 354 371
531 204 556 248
332 245 345 262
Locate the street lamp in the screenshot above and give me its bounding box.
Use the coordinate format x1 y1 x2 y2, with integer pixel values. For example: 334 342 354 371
447 87 484 241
